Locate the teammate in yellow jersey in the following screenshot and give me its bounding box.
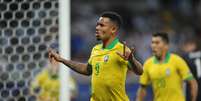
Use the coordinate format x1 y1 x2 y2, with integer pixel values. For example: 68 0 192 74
31 56 77 101
48 11 143 101
136 32 198 101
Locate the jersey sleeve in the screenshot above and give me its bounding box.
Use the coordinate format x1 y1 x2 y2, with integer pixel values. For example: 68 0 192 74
88 56 92 65
175 55 194 81
139 60 150 85
88 47 94 65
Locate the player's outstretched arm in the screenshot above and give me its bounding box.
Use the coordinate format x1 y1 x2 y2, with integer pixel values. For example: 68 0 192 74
136 85 147 101
48 49 92 76
116 41 143 75
187 79 198 101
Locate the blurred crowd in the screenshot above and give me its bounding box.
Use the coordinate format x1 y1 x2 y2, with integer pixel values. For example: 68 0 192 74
71 0 201 63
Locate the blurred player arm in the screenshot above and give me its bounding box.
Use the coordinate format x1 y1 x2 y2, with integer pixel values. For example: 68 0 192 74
136 60 150 101
136 84 147 101
48 49 92 76
176 56 198 101
186 79 198 101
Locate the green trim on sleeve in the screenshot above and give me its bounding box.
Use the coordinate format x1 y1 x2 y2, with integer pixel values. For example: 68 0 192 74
185 75 194 81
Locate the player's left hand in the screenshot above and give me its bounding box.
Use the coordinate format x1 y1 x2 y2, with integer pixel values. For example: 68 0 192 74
116 41 135 60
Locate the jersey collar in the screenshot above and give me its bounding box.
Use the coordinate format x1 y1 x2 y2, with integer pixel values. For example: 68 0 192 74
102 38 119 50
153 52 171 64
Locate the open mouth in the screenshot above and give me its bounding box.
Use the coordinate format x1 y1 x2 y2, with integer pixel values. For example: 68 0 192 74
95 31 100 37
95 31 99 34
152 50 157 54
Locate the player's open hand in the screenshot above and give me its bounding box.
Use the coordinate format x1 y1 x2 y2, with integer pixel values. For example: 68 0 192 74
48 49 62 62
116 41 134 60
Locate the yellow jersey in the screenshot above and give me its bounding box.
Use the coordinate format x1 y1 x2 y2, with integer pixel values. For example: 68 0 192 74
140 52 194 101
88 38 130 101
31 69 77 101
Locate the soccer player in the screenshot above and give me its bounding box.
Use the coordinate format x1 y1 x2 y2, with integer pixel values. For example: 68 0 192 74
181 39 201 101
136 32 198 101
49 11 143 101
31 57 78 101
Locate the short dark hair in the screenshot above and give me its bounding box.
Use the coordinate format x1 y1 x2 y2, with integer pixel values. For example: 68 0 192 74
153 32 169 44
100 11 122 29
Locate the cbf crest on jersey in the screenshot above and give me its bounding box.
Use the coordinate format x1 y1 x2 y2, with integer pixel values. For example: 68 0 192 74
104 55 109 62
166 68 171 76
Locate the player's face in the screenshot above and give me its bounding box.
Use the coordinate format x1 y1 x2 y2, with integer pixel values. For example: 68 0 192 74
95 17 116 41
151 36 168 57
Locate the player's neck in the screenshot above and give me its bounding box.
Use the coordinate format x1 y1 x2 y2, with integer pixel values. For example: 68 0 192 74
157 50 168 63
102 36 116 49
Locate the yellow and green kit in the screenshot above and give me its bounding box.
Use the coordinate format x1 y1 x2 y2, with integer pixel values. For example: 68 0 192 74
140 53 194 101
88 38 130 101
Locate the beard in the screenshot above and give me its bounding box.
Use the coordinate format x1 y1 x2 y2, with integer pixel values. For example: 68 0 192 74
96 34 101 41
96 37 101 41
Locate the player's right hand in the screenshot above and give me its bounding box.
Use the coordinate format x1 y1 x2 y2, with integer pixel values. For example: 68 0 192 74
116 41 135 61
48 49 63 62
